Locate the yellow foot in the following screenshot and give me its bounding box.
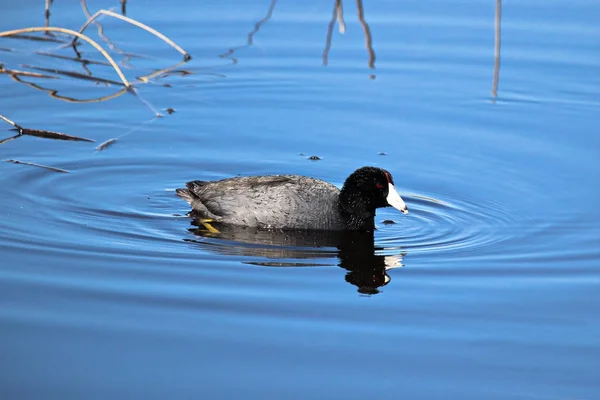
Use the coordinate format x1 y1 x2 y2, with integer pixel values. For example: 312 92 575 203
199 219 220 234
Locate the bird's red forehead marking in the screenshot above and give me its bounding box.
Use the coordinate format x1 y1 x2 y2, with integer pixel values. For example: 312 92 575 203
384 171 392 183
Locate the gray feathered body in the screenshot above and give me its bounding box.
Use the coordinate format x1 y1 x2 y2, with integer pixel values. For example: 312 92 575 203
176 175 348 230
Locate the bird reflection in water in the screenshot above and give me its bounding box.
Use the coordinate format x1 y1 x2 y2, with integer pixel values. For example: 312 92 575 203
183 219 406 295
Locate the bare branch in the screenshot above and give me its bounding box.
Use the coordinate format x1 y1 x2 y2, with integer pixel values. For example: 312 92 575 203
0 27 132 88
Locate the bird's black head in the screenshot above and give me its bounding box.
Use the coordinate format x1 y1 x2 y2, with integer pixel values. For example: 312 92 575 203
338 166 408 230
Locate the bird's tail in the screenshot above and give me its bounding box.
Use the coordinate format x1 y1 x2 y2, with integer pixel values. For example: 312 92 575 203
175 188 195 205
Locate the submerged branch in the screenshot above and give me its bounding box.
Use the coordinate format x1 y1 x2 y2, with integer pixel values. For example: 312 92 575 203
5 159 69 173
21 128 94 142
8 74 129 103
0 113 94 142
0 134 21 145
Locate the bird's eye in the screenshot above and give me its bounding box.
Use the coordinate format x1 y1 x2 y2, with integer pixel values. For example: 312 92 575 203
376 182 384 189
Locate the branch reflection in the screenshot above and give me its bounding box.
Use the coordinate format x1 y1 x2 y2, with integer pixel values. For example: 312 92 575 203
219 0 278 64
323 0 376 75
492 0 502 100
356 0 375 70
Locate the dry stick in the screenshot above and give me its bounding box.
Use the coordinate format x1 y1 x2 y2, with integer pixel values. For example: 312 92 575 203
72 10 191 61
0 134 21 145
1 113 93 142
492 0 502 100
1 112 94 142
21 128 94 142
0 27 131 88
336 0 346 34
356 0 376 70
0 114 23 131
96 138 118 151
5 159 69 173
120 0 127 16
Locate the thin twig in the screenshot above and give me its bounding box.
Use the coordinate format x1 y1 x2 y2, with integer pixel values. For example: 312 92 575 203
96 138 118 151
0 27 131 88
72 9 191 60
0 114 22 131
0 134 21 145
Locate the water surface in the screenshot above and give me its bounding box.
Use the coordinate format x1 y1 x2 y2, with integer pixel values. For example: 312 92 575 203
1 0 599 398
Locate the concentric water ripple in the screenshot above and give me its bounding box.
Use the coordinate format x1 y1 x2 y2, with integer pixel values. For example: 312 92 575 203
0 155 542 267
376 192 520 257
1 156 186 259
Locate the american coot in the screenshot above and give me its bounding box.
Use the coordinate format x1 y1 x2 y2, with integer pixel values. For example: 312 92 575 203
176 166 408 231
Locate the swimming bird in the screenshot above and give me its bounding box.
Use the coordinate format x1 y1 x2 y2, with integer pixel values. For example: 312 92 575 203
176 166 408 231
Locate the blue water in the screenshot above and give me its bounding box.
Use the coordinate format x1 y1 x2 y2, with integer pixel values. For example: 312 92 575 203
1 0 599 398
